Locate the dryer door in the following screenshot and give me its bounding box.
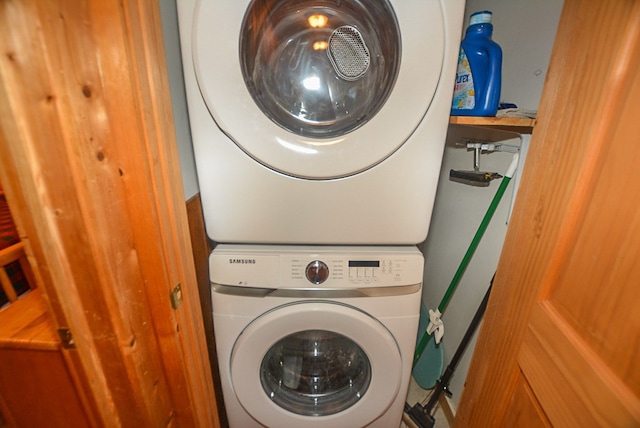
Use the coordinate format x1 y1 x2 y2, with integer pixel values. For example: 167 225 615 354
192 0 445 179
230 301 402 427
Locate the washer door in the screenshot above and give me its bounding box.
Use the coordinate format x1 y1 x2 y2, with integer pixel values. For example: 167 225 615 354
230 301 403 427
192 0 445 179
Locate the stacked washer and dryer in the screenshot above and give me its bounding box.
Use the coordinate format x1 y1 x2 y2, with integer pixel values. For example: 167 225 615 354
177 1 464 426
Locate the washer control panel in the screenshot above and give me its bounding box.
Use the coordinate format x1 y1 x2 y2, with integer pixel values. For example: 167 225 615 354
297 258 407 286
210 245 424 289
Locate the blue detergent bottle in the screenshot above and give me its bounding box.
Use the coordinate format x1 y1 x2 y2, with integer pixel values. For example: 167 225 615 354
451 11 502 117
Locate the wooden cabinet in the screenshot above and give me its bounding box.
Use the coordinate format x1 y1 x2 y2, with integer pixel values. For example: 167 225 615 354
0 290 90 426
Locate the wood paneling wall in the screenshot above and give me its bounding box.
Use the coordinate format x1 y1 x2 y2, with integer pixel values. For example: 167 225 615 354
185 194 228 426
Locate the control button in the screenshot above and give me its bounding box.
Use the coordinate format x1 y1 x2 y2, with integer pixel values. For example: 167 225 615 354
306 260 329 285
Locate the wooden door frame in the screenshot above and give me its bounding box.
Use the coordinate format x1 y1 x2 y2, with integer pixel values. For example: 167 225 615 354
0 1 218 425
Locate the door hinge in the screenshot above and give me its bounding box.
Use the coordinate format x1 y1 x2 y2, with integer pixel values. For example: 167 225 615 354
170 283 183 309
57 328 76 349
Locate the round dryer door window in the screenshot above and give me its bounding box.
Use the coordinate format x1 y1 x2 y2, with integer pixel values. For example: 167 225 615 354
240 0 400 139
193 0 445 178
229 301 403 427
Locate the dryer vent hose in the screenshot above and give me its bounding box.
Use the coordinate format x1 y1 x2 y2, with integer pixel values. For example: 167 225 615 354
328 26 370 81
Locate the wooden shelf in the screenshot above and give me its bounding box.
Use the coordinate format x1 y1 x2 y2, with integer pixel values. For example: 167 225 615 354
449 116 535 134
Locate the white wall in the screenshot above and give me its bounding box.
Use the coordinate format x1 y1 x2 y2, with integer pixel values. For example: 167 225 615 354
418 0 563 408
159 0 199 200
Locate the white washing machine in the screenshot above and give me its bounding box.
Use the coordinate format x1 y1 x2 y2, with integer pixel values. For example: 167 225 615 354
210 245 423 427
177 0 465 244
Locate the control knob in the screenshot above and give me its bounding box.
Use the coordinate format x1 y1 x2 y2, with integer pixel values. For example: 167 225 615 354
305 260 329 285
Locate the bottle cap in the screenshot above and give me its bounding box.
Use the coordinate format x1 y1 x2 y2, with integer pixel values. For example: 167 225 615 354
470 10 492 26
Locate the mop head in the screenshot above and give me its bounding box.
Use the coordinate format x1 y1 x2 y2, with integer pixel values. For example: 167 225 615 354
403 402 435 428
449 169 502 187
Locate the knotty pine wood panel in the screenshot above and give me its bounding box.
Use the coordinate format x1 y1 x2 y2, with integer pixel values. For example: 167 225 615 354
0 0 218 425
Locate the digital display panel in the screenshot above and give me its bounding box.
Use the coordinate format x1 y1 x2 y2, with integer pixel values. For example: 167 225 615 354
348 260 380 268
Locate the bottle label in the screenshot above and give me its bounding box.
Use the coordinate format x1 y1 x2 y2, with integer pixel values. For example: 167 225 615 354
452 49 475 110
470 11 492 26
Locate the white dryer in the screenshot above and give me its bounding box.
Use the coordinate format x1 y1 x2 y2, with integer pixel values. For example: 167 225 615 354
177 0 465 244
209 245 423 427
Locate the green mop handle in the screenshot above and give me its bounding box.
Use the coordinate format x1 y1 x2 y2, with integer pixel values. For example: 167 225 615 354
437 159 516 313
413 153 519 366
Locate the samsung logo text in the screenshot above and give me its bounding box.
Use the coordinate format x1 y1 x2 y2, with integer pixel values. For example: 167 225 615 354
229 259 256 264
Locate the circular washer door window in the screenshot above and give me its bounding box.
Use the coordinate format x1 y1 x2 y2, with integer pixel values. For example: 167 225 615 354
193 0 445 179
260 330 371 416
230 301 402 427
240 0 400 139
